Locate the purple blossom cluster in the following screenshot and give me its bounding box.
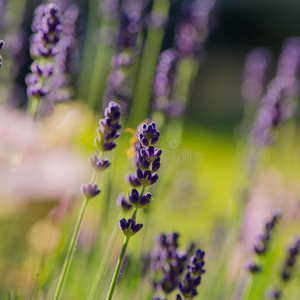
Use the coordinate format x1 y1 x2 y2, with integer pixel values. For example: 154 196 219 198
177 249 206 299
281 238 300 281
269 238 300 299
26 3 62 101
152 233 189 298
175 0 216 59
152 49 186 118
151 233 206 300
95 101 122 151
251 37 300 146
241 48 271 103
49 4 80 103
118 122 161 237
247 213 281 274
104 0 145 112
82 101 122 200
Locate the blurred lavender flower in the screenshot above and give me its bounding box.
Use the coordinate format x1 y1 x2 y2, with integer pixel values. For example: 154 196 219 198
26 3 62 115
0 40 3 68
152 233 189 297
247 213 281 274
276 37 300 78
49 4 80 103
241 48 271 103
152 48 184 117
104 0 146 112
268 238 300 299
178 249 206 299
117 193 133 212
175 0 216 59
250 38 300 146
281 238 300 281
81 183 101 200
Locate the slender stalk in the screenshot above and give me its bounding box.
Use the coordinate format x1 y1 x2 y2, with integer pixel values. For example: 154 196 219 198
87 213 121 300
53 196 89 300
105 185 146 300
28 97 40 119
242 275 255 300
53 171 98 300
105 236 130 300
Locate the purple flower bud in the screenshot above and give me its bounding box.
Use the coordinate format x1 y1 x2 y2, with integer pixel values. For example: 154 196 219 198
117 194 132 212
151 158 161 172
139 193 152 208
89 155 111 172
247 263 262 274
81 183 101 199
136 169 159 186
95 102 121 152
119 218 143 237
129 188 139 206
127 174 142 187
269 289 282 299
139 122 160 147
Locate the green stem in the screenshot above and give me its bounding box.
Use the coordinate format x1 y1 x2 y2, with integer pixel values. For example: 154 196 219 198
105 236 130 300
87 213 121 300
105 185 146 300
53 197 89 300
53 171 98 300
242 275 255 300
28 97 40 120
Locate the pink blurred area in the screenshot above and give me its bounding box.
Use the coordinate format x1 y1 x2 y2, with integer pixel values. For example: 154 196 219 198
0 105 91 208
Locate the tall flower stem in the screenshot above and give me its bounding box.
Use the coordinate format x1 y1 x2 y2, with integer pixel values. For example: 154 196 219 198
105 185 146 300
53 171 97 300
87 213 121 300
242 275 255 300
106 236 130 300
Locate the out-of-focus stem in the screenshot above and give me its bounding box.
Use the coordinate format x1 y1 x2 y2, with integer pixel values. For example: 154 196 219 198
87 213 121 300
53 171 98 300
87 17 116 110
128 0 170 128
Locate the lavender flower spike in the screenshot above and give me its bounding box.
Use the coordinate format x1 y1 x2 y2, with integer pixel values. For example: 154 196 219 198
179 249 206 299
106 122 162 300
26 3 62 117
95 101 121 151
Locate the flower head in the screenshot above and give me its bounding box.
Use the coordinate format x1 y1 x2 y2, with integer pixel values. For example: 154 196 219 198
95 101 122 151
119 218 143 237
81 183 101 200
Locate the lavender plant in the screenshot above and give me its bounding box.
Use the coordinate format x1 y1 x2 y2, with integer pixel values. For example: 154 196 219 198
26 3 62 118
151 233 189 299
269 238 300 299
243 213 281 300
53 101 121 300
49 3 80 103
241 48 271 104
106 122 161 300
151 232 206 300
